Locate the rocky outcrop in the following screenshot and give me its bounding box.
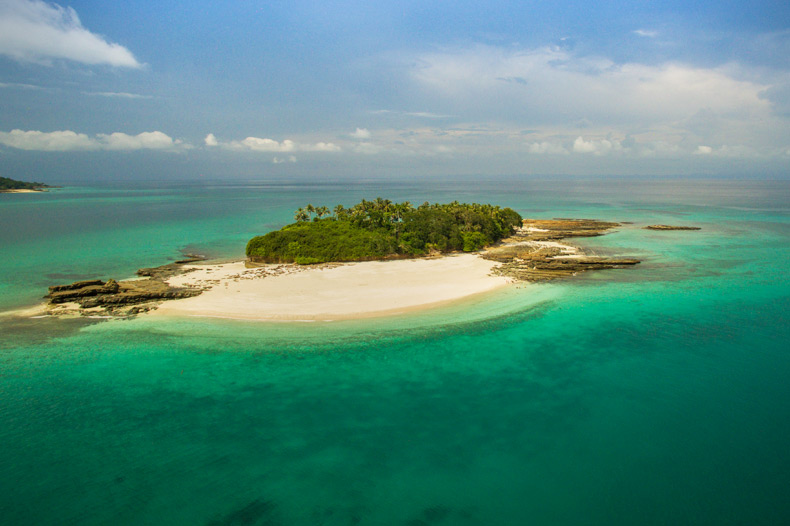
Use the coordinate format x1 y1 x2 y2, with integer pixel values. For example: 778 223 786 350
44 257 206 318
644 225 701 230
483 218 640 282
518 218 622 240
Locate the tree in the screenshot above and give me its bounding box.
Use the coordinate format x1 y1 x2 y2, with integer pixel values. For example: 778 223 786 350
294 207 309 222
315 206 330 220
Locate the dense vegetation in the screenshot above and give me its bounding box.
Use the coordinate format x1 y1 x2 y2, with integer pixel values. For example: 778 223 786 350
246 198 522 264
0 176 49 191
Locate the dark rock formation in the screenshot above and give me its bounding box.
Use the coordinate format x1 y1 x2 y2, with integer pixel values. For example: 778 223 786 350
45 257 206 318
644 225 701 230
48 279 104 293
483 218 641 282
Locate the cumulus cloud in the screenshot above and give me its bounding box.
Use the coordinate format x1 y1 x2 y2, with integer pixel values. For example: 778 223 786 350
0 129 96 151
0 0 141 67
272 155 297 164
239 137 296 152
98 131 183 151
204 133 218 147
350 128 371 140
573 136 621 155
0 129 188 151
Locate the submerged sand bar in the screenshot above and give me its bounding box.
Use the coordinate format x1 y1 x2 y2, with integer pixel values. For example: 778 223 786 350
151 254 511 321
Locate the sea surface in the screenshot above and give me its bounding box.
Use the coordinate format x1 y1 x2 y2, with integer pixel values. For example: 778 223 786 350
1 178 789 525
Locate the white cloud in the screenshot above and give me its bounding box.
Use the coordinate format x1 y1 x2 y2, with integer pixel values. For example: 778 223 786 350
0 129 188 151
0 0 141 67
218 136 341 153
0 129 97 151
204 133 218 147
98 131 182 151
272 155 297 164
573 136 621 155
239 137 296 152
695 145 713 155
350 128 371 140
306 142 341 152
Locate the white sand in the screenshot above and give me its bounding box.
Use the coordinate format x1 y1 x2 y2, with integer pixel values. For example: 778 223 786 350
151 254 511 321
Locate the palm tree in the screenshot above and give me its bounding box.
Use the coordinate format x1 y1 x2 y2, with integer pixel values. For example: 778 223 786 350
294 207 309 222
315 206 330 220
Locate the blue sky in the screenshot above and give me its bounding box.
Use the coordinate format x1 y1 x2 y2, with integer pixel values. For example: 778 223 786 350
1 0 788 181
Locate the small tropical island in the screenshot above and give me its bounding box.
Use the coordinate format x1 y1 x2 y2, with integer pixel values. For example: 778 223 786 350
36 199 642 321
0 176 52 193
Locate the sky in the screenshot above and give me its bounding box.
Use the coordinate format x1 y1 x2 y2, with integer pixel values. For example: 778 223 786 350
0 0 789 182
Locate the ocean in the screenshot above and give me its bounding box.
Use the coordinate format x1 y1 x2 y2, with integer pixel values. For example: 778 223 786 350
1 178 789 525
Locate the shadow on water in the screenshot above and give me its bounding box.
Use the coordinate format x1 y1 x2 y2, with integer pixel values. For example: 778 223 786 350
0 314 102 350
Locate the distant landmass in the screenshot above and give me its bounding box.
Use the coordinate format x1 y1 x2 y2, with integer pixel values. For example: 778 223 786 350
246 198 523 264
0 176 51 193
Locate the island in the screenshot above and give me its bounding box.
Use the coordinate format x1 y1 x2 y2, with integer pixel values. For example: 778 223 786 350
37 199 641 321
0 176 52 193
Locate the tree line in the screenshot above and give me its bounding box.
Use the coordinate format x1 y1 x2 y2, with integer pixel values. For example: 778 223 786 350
246 198 522 264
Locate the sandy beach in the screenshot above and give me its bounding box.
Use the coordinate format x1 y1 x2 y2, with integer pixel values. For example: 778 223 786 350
151 254 511 321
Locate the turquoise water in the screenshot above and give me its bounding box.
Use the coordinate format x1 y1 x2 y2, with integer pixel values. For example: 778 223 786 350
1 179 789 525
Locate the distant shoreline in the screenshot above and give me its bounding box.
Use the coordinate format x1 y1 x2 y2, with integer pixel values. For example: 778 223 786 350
0 188 47 194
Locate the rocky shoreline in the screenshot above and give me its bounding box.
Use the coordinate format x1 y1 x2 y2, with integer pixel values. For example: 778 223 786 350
483 219 640 282
43 256 207 318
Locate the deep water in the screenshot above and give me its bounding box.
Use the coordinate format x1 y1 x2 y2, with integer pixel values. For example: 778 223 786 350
1 178 789 525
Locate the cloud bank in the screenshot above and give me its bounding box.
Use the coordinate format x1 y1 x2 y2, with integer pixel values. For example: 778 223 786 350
0 129 187 151
0 0 141 67
398 43 788 161
206 134 341 153
411 45 771 125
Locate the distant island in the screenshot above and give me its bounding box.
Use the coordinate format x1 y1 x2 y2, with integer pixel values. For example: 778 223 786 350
246 198 523 264
0 176 51 193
